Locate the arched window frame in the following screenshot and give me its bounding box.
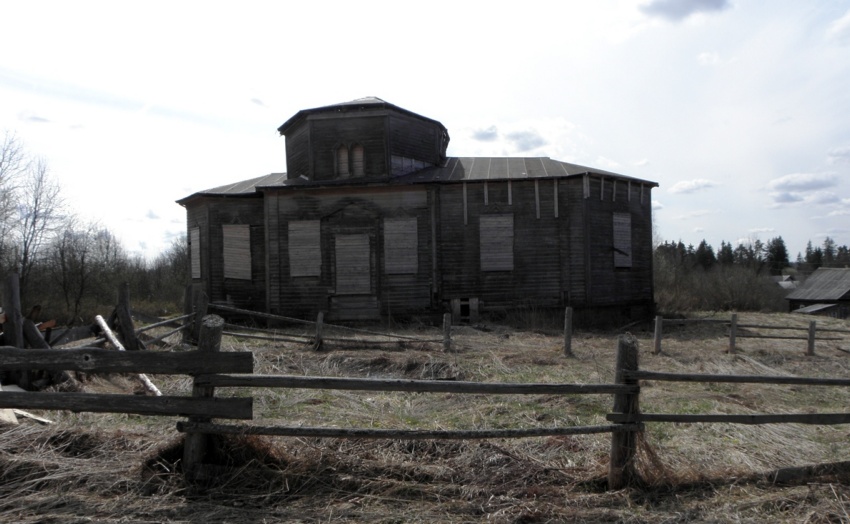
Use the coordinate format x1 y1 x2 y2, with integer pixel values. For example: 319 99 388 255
350 143 365 177
335 143 350 178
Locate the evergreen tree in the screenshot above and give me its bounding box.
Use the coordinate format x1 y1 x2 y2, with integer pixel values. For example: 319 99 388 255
765 236 790 276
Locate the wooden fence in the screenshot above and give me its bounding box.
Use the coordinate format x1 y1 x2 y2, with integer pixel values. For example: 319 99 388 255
652 313 850 355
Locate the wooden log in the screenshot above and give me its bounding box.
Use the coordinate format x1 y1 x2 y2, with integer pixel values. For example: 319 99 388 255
116 282 140 350
443 313 451 352
0 391 252 419
807 320 816 356
563 307 573 357
194 373 637 395
95 315 161 396
315 311 324 350
625 370 850 386
607 412 850 425
729 313 738 353
0 347 252 374
135 314 193 334
22 320 75 386
191 286 209 344
653 315 662 355
181 284 194 344
609 334 641 490
177 421 639 440
184 314 226 478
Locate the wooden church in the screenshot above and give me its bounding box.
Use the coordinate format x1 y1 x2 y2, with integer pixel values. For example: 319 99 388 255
178 97 658 324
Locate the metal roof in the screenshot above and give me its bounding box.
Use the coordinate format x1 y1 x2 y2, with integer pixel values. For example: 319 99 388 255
785 268 850 302
178 156 657 203
792 303 838 314
277 97 446 136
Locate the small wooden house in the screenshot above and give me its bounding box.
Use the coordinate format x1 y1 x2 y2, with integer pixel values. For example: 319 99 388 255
178 97 658 324
787 268 850 319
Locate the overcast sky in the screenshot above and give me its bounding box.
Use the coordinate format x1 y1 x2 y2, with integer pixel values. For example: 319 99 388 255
1 0 849 260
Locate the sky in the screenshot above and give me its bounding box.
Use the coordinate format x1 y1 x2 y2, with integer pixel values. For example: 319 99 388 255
1 0 849 260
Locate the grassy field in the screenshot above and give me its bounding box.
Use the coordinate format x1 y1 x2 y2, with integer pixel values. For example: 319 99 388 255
2 312 850 522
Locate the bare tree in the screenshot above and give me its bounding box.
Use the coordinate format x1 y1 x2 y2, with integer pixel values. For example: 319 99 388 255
15 157 65 298
0 131 29 271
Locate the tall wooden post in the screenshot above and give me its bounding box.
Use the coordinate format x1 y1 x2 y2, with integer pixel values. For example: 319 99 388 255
729 313 738 353
116 282 140 351
190 284 209 345
652 315 662 355
315 311 324 350
183 314 224 478
443 313 452 352
563 307 574 357
181 284 194 345
609 334 641 490
807 320 816 356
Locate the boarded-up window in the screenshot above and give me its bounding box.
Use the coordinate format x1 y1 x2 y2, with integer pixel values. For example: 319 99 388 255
336 234 371 294
480 214 514 271
384 218 418 274
351 144 364 177
190 227 201 279
289 220 321 277
613 212 632 268
223 224 251 280
337 145 349 177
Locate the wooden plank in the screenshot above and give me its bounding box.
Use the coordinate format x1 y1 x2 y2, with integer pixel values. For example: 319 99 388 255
607 413 850 425
194 373 636 395
384 217 418 274
190 228 201 279
222 224 251 280
0 347 253 374
0 391 252 419
288 220 321 277
612 212 632 268
480 214 513 271
626 370 850 386
335 234 371 294
177 421 638 439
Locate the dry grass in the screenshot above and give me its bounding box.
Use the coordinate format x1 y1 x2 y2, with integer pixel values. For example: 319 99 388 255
2 311 850 522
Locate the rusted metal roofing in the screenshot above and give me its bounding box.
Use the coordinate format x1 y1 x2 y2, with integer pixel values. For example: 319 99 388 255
786 268 850 302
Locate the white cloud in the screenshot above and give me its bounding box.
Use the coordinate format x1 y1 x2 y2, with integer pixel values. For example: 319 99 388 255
767 172 837 192
697 52 721 66
748 227 775 234
828 145 850 164
652 200 664 210
675 209 716 220
668 179 719 194
827 9 850 45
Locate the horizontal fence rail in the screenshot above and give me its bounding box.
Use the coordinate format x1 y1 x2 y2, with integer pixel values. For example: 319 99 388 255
607 413 850 425
177 421 640 440
194 373 637 395
0 347 253 375
626 370 850 387
0 391 253 419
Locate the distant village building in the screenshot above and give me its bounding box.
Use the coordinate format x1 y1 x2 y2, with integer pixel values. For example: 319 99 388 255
787 267 850 319
178 97 658 324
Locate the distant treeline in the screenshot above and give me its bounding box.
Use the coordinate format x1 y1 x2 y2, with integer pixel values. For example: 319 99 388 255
654 236 847 313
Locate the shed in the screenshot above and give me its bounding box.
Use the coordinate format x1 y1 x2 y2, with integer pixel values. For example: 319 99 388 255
178 97 659 325
786 267 850 319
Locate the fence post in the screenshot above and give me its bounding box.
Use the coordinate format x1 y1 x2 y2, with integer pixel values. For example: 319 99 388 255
183 314 224 479
443 313 452 352
652 315 662 355
563 307 573 357
116 282 140 351
729 313 738 353
609 334 641 490
3 273 26 388
807 320 816 356
315 311 324 350
191 284 209 345
181 284 194 345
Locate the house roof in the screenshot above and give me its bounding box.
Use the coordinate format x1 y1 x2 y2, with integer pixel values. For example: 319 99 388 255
277 96 447 136
785 267 850 302
177 156 658 204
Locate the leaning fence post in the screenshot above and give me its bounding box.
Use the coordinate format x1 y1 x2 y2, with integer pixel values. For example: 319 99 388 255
183 314 224 479
609 334 640 490
563 307 573 357
443 313 452 352
807 320 816 356
729 313 738 353
315 311 324 350
652 315 662 355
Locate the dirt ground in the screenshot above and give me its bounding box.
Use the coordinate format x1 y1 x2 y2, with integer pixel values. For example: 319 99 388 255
2 311 850 523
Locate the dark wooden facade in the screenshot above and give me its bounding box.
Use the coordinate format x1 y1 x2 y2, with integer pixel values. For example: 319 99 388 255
179 98 657 324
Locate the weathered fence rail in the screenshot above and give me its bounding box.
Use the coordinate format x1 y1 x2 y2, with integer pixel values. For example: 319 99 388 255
652 313 850 354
